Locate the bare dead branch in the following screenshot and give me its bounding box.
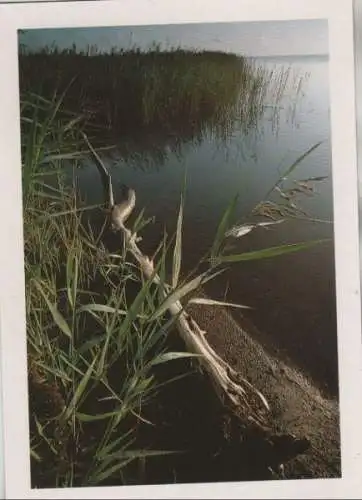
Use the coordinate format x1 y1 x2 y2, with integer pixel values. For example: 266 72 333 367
85 133 271 428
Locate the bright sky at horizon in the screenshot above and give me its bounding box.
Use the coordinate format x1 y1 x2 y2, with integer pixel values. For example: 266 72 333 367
19 19 328 57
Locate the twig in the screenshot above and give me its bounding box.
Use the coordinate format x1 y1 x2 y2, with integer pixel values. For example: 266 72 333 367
82 132 114 208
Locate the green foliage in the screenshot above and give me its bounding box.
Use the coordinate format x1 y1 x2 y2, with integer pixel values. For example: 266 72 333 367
24 92 196 488
213 240 329 264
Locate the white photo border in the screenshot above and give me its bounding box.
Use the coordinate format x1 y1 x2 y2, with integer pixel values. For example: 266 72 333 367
0 1 362 498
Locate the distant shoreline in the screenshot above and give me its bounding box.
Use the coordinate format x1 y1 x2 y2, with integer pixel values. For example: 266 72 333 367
248 53 329 61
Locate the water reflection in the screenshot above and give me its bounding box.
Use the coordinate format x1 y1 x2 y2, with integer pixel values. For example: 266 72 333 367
103 59 313 171
72 56 335 395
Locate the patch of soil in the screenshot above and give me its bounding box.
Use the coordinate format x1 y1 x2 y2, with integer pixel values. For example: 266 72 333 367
185 298 341 480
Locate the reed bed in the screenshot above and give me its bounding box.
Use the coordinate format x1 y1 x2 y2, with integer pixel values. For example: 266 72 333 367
19 45 275 148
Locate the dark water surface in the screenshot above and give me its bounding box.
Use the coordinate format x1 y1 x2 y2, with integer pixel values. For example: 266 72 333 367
75 55 337 395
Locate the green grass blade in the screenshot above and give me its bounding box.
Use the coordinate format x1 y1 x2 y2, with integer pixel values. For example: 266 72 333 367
172 169 187 288
172 191 184 289
97 430 135 459
61 355 98 423
78 334 107 354
76 408 124 422
264 141 323 200
66 250 79 312
33 361 72 383
150 268 225 321
89 458 134 485
281 141 323 181
33 416 58 455
39 205 103 219
211 193 239 259
141 308 183 356
188 297 252 309
62 115 84 133
78 303 129 316
33 280 72 339
149 352 202 367
158 231 170 304
106 449 182 462
116 258 163 346
93 449 181 483
58 354 85 376
31 190 64 202
30 449 42 462
215 239 330 264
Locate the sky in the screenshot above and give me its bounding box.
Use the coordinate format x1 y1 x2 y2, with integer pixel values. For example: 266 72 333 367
19 19 328 57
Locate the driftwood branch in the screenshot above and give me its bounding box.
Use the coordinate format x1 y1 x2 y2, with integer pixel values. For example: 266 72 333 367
83 132 271 429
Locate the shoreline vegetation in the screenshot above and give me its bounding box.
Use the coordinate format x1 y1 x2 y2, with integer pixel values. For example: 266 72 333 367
19 45 303 160
20 45 339 488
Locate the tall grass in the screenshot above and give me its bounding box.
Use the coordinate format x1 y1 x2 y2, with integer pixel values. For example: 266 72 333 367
23 92 202 488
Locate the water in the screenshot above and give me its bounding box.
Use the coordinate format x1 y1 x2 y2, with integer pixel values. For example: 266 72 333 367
75 55 337 395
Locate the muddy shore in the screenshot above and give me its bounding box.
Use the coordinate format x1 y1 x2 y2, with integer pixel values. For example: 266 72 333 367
186 298 340 479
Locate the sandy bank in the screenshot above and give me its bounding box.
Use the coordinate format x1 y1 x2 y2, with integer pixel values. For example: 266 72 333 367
186 298 340 479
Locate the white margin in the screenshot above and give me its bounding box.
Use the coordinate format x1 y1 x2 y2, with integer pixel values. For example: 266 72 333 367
0 1 361 498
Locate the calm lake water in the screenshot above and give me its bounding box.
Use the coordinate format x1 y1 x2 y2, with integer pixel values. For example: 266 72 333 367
75 54 337 395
